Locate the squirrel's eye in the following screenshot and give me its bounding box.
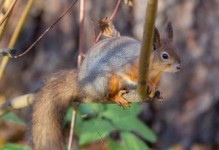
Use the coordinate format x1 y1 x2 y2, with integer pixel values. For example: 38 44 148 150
161 52 169 60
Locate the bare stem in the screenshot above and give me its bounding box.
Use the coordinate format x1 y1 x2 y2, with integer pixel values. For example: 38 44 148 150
137 0 158 99
95 0 122 43
91 20 97 43
109 0 122 20
0 0 34 80
77 0 85 67
0 0 16 40
0 0 17 27
68 103 79 150
95 32 102 43
14 0 78 58
68 0 86 149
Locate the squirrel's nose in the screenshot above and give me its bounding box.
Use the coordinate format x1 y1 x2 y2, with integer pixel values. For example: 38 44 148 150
176 63 182 70
176 65 180 70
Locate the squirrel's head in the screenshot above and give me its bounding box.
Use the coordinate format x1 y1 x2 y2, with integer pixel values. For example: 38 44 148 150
151 22 181 73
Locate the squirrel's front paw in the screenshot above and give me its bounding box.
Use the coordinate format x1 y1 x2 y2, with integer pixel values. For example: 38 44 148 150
147 84 163 99
147 84 156 98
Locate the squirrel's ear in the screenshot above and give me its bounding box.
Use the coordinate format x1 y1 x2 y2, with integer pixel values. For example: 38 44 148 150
153 27 161 51
165 22 173 42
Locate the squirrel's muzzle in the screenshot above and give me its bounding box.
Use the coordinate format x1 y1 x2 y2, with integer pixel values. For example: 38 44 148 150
176 64 181 70
175 61 182 71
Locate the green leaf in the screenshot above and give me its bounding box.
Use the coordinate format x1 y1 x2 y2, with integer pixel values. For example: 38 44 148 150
111 117 156 143
120 132 151 150
131 118 157 143
0 112 25 126
78 104 106 115
1 143 31 150
74 113 83 135
79 118 116 145
108 139 123 150
64 106 73 124
101 103 141 120
101 103 156 143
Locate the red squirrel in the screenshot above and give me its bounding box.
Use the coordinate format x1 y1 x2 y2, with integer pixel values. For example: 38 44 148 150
31 23 181 150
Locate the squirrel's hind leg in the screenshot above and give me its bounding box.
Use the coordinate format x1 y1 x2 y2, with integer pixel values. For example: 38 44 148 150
108 75 130 108
110 90 130 108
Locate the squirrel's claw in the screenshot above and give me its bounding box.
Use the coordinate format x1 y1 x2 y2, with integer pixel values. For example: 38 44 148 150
147 84 163 100
147 84 156 98
147 85 151 94
119 89 129 95
147 90 163 101
118 100 130 109
118 90 130 108
110 89 130 109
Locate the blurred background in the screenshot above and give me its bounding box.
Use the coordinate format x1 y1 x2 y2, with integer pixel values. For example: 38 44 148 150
0 0 219 150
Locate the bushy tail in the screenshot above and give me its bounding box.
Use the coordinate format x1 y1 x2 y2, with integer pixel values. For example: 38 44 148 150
31 70 79 150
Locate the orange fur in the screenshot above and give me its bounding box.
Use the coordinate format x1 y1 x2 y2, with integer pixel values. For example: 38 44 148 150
108 75 120 96
117 59 139 89
123 60 139 82
116 59 162 98
108 75 129 107
123 59 162 98
147 61 167 97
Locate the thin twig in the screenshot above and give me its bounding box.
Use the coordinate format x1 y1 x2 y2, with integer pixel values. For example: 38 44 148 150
0 0 34 80
91 20 97 43
13 0 78 58
137 0 158 99
68 0 85 149
77 0 85 67
95 32 102 43
0 0 16 40
68 103 80 150
95 0 122 43
0 0 17 27
109 0 122 20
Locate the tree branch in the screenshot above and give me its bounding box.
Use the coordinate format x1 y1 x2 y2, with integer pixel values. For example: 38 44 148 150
137 0 158 99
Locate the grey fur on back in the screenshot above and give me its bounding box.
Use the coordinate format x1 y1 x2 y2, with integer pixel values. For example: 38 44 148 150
78 36 141 101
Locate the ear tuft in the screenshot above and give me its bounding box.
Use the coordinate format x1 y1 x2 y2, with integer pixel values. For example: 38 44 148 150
165 22 173 42
153 27 161 51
